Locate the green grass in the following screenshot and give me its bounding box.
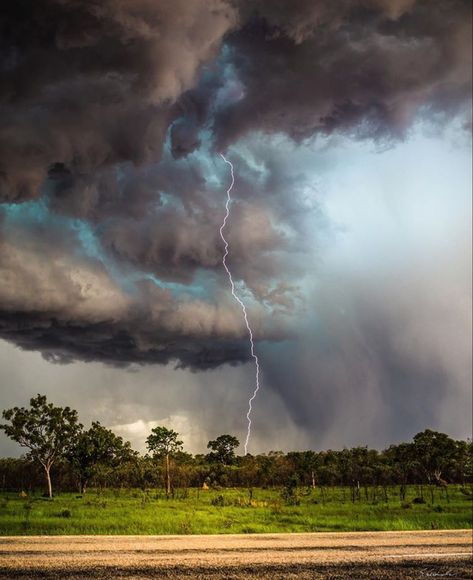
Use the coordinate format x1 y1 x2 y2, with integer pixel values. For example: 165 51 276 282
0 485 471 535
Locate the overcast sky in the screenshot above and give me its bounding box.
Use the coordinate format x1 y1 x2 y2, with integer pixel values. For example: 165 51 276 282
0 0 471 455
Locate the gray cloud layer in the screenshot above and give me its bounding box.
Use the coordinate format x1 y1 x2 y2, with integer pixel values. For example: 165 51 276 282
0 0 237 201
0 0 471 381
214 0 471 148
1 0 470 200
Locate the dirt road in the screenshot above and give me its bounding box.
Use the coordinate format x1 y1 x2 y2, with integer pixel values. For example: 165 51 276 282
0 530 471 578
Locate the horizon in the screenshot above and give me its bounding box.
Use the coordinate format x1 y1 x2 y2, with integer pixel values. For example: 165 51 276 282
0 391 470 459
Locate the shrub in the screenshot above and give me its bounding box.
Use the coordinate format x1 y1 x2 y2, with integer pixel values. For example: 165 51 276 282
412 497 426 504
211 494 225 507
281 476 300 506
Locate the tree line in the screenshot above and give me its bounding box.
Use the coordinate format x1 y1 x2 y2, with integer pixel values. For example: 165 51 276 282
0 395 471 498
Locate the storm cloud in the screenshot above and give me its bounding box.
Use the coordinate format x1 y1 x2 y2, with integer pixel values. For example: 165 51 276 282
0 0 471 449
213 0 471 148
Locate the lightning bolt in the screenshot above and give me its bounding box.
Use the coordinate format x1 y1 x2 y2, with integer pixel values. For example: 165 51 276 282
219 153 261 455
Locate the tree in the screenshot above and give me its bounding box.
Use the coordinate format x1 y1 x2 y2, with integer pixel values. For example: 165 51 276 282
385 442 415 501
67 422 132 494
207 434 240 466
146 426 183 496
452 439 473 486
0 394 81 498
413 429 457 485
287 451 319 488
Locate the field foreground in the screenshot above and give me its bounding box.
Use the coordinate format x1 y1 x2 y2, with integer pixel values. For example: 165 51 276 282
0 530 471 579
1 486 471 535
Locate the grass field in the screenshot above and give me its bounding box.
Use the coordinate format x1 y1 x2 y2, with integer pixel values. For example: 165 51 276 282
0 485 471 535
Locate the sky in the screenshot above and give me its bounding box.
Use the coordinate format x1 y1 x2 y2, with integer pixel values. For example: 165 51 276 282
0 0 471 455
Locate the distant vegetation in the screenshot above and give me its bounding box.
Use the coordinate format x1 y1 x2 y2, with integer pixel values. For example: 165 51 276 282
0 394 471 535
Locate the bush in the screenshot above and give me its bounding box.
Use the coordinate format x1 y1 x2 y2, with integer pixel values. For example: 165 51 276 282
412 496 426 504
60 509 72 518
211 494 225 507
282 476 300 506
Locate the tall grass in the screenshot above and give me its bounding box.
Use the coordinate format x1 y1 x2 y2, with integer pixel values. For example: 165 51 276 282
0 485 471 535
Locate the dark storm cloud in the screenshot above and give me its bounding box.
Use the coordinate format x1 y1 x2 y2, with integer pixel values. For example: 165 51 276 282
0 0 237 201
0 234 273 371
1 0 470 203
0 0 471 371
0 310 251 370
0 194 296 369
214 0 471 148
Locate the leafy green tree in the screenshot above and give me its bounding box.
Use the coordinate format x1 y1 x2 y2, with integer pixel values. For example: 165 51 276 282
453 439 473 485
0 394 81 497
317 450 340 487
146 426 183 496
413 429 457 484
67 422 132 494
281 474 300 505
384 443 413 500
287 451 319 488
207 434 240 466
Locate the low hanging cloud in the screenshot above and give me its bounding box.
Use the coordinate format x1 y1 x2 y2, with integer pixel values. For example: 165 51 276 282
0 221 280 369
0 0 471 373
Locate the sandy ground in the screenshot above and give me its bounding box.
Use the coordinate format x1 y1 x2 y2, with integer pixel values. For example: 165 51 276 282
0 530 471 579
